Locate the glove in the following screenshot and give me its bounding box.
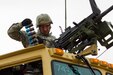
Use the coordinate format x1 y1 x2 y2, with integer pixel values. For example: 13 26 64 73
37 36 44 44
21 18 32 26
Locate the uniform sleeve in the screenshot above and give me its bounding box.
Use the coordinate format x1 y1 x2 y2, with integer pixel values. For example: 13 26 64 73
7 23 24 41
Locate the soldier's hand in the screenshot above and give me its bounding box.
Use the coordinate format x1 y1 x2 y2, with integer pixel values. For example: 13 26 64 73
21 18 32 26
37 36 44 44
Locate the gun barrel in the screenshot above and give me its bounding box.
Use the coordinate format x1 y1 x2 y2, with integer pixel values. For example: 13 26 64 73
95 5 113 22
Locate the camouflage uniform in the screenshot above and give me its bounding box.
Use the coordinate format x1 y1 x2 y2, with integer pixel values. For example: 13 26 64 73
7 14 56 48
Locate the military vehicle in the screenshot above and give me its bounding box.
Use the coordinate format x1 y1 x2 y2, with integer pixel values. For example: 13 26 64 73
0 0 113 75
0 44 113 75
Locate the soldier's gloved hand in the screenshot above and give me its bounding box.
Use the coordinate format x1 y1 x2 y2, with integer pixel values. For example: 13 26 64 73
21 18 32 26
37 36 44 44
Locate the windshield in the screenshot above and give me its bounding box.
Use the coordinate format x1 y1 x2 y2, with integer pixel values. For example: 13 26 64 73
51 60 102 75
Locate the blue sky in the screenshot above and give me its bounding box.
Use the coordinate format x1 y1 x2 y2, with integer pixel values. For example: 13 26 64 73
0 0 113 63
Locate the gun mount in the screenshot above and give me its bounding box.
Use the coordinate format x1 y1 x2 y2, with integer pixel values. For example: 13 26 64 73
54 0 113 54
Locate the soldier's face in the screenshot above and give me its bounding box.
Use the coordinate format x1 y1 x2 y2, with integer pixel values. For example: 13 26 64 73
39 24 51 36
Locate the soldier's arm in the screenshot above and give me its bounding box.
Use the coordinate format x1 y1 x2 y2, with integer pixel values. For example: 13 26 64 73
7 23 24 41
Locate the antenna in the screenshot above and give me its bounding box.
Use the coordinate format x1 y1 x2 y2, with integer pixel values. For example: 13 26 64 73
65 0 67 29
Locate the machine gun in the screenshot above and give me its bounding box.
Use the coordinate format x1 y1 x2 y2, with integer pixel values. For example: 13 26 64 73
54 0 113 54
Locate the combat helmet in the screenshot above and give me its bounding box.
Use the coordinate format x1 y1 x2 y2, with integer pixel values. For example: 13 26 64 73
36 14 53 27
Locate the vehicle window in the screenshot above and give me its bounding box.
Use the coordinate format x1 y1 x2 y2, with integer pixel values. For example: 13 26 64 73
0 60 43 75
51 60 102 75
106 72 113 75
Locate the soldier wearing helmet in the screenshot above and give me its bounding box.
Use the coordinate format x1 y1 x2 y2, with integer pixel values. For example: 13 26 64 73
7 13 56 48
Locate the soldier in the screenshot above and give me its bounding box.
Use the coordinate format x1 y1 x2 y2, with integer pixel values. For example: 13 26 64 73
8 14 56 75
7 13 56 48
